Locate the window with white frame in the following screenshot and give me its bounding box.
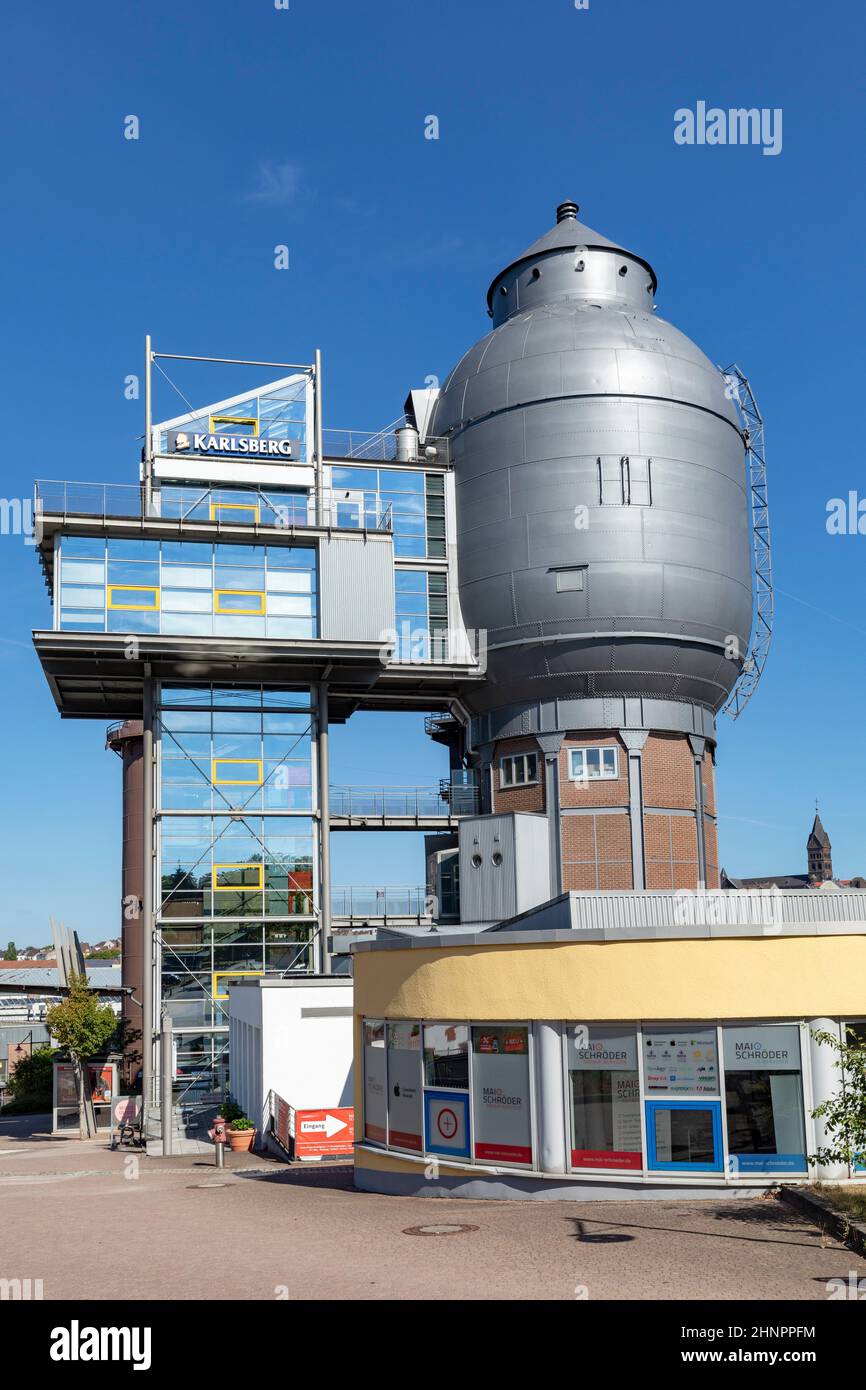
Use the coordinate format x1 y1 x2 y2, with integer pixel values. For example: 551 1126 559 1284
569 746 618 781
499 752 539 787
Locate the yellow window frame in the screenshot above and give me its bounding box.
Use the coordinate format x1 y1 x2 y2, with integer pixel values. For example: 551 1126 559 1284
107 584 161 611
213 969 264 1001
209 414 259 436
209 501 261 524
211 757 263 786
212 862 264 892
214 589 266 616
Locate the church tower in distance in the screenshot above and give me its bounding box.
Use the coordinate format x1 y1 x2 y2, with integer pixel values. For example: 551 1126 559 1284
807 812 833 882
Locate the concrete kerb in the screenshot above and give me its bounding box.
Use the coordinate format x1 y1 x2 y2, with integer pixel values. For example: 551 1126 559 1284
780 1184 866 1257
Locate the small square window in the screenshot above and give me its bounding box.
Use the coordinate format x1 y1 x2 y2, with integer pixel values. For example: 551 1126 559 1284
569 746 618 781
499 753 539 788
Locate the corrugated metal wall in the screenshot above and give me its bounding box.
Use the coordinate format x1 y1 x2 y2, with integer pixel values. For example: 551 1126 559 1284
319 533 395 643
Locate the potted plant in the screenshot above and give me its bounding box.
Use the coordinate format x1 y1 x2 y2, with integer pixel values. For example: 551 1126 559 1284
227 1116 256 1152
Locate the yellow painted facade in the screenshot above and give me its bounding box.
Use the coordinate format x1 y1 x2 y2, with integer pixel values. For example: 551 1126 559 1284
353 935 866 1024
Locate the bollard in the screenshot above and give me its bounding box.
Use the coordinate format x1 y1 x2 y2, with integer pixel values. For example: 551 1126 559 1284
209 1114 227 1168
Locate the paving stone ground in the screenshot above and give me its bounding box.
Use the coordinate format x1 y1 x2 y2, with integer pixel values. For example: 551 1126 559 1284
2 1113 864 1301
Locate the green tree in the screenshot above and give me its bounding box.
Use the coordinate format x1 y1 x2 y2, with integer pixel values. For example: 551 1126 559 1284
6 1046 56 1111
46 974 117 1139
810 1029 866 1168
3 941 17 960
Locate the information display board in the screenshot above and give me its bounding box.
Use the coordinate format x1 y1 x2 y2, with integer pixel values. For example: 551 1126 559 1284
643 1029 719 1095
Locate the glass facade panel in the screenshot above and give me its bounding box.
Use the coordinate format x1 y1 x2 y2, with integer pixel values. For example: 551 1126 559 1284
56 536 317 638
156 682 316 1089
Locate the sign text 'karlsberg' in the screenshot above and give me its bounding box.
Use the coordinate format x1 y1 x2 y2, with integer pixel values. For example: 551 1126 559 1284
170 430 294 459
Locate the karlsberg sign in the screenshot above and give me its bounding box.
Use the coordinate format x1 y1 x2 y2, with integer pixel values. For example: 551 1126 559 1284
169 430 294 459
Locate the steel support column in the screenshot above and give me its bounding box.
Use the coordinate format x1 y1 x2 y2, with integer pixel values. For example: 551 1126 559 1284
688 734 708 887
314 348 324 527
141 672 155 1111
160 1012 173 1157
536 733 564 897
317 682 332 975
620 729 648 890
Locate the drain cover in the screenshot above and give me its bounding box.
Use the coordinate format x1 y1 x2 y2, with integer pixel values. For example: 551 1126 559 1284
186 1182 231 1189
402 1223 478 1237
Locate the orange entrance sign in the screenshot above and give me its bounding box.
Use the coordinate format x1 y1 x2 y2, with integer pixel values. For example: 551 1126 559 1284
294 1107 355 1158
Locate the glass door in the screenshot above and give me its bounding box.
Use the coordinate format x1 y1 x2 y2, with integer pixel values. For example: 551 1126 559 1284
645 1101 723 1172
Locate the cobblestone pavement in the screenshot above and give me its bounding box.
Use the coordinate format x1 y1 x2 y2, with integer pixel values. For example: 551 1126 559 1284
2 1114 864 1301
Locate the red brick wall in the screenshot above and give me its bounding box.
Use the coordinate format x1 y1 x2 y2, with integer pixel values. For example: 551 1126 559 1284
642 732 696 810
559 733 629 810
561 812 633 891
492 735 545 814
488 728 716 892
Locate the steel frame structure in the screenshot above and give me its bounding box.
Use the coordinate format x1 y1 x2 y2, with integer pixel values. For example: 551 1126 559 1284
721 363 774 720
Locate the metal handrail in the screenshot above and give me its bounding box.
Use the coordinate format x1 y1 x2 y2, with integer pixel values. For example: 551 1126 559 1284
329 784 479 819
331 885 429 919
33 480 394 533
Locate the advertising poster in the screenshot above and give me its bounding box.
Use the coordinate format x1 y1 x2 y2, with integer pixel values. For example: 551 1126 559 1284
471 1026 532 1165
386 1022 423 1152
363 1021 387 1144
644 1030 719 1094
55 1062 114 1108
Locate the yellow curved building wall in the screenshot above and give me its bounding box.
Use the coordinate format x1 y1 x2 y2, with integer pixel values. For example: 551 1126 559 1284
353 936 866 1022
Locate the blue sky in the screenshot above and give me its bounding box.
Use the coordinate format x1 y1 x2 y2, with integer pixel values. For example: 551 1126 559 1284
1 0 864 945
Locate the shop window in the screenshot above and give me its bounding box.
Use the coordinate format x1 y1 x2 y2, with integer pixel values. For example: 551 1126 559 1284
214 589 266 616
643 1028 719 1095
499 752 538 788
723 1025 807 1174
423 1023 469 1089
386 1022 423 1153
107 584 160 611
363 1020 387 1145
568 1026 642 1171
568 746 618 781
471 1026 533 1167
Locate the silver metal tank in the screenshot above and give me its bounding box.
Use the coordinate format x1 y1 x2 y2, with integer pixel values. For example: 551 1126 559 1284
433 202 752 718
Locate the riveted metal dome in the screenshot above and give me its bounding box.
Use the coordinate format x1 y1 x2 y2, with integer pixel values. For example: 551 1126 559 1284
433 202 751 717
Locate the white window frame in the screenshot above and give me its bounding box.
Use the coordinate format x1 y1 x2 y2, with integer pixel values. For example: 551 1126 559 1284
568 746 619 781
499 752 539 788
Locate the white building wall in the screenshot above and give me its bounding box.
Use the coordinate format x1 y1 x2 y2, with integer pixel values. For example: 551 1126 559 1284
228 979 354 1145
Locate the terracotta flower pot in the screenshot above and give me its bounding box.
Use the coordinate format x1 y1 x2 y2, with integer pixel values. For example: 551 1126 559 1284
227 1127 256 1153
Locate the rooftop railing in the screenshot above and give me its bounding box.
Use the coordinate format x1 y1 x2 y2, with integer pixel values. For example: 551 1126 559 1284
323 426 450 465
331 886 430 920
33 480 393 533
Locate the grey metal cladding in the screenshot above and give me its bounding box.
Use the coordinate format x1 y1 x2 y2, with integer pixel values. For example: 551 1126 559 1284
431 203 753 716
318 533 395 643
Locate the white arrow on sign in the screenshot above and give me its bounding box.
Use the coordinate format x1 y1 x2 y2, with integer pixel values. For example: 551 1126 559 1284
323 1113 348 1138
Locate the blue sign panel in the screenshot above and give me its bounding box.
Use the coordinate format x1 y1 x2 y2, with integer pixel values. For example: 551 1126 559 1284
424 1089 471 1160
